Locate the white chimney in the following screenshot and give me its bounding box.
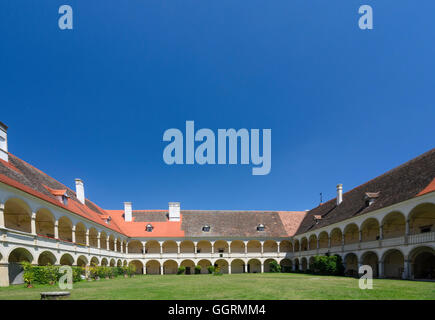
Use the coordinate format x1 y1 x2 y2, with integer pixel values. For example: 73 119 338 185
0 122 8 162
124 202 132 222
336 184 343 205
169 202 180 221
75 178 85 204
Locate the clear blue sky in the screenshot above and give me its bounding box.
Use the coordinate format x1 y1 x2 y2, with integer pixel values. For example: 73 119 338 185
0 1 434 211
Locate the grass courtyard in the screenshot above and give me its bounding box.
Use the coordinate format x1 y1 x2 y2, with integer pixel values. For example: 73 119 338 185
0 273 434 300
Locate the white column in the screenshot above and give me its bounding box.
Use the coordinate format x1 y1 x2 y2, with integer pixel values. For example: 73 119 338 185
359 230 362 242
106 238 110 250
72 226 76 243
244 263 248 273
277 241 280 254
31 212 36 235
97 233 101 249
211 242 215 254
316 239 319 249
159 241 163 254
328 236 331 248
177 241 181 254
228 242 231 255
0 202 5 228
114 239 117 251
260 241 264 255
228 264 231 274
406 220 410 235
194 242 198 254
86 230 89 246
261 262 264 273
244 241 248 254
160 265 164 275
143 242 146 254
379 225 383 240
125 241 129 254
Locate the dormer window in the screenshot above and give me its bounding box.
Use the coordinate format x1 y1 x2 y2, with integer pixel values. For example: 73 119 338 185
202 225 210 232
146 224 153 232
62 194 70 206
105 216 111 224
257 224 265 231
364 192 380 207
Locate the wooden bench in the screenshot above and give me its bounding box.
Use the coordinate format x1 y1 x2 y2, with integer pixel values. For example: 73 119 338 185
40 291 71 300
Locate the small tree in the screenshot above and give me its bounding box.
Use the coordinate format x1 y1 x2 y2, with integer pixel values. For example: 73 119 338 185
21 261 34 288
269 261 281 273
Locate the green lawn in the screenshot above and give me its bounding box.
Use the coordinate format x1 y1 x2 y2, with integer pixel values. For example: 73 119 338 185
0 273 434 300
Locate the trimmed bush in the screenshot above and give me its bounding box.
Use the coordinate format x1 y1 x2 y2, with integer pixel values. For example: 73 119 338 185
309 255 345 275
194 265 201 274
177 266 186 275
207 265 215 274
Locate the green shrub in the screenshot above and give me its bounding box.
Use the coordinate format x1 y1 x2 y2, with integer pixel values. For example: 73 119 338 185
177 266 186 275
309 255 345 275
207 265 215 274
213 267 222 276
269 261 281 273
194 265 201 274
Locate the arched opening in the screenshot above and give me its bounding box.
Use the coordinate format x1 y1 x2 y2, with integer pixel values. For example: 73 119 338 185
89 228 98 248
128 240 143 254
409 203 435 235
59 253 74 266
198 259 212 274
35 208 55 238
301 257 307 271
230 240 245 254
409 246 435 280
101 258 108 266
197 240 212 253
361 218 380 242
309 235 317 250
90 257 99 266
145 240 160 254
247 259 261 273
344 253 358 277
8 248 33 285
162 241 177 254
308 257 315 271
4 198 31 233
129 260 144 274
180 241 195 254
117 259 122 267
279 240 292 253
214 241 229 254
264 259 277 272
330 228 343 247
280 259 292 272
318 232 329 249
344 223 359 245
108 235 115 251
383 249 404 278
263 240 278 253
100 232 107 250
247 240 261 253
214 259 229 274
116 238 122 252
109 259 115 267
38 251 56 266
230 259 245 274
382 212 405 239
163 260 178 274
300 238 308 251
180 260 195 274
146 260 161 275
361 251 379 277
75 222 87 246
77 255 88 267
294 259 300 271
58 216 73 242
293 239 300 252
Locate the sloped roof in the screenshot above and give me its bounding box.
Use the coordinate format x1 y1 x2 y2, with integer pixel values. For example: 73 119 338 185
295 147 435 235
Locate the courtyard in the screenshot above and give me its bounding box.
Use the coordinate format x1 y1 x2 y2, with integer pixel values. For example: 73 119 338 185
0 273 433 300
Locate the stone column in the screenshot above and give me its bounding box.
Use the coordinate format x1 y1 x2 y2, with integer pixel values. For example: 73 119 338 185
403 260 410 279
228 242 231 255
194 242 198 254
244 241 248 254
159 242 163 255
277 242 280 254
106 238 110 251
114 239 117 252
143 242 146 254
97 233 101 249
260 241 264 255
378 261 384 278
328 236 331 248
261 262 264 273
405 220 410 235
160 265 164 275
316 239 319 249
228 264 231 274
379 225 383 240
86 230 89 246
244 264 248 273
211 242 215 254
359 230 362 242
72 226 76 243
31 212 37 235
177 241 181 254
0 263 9 287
